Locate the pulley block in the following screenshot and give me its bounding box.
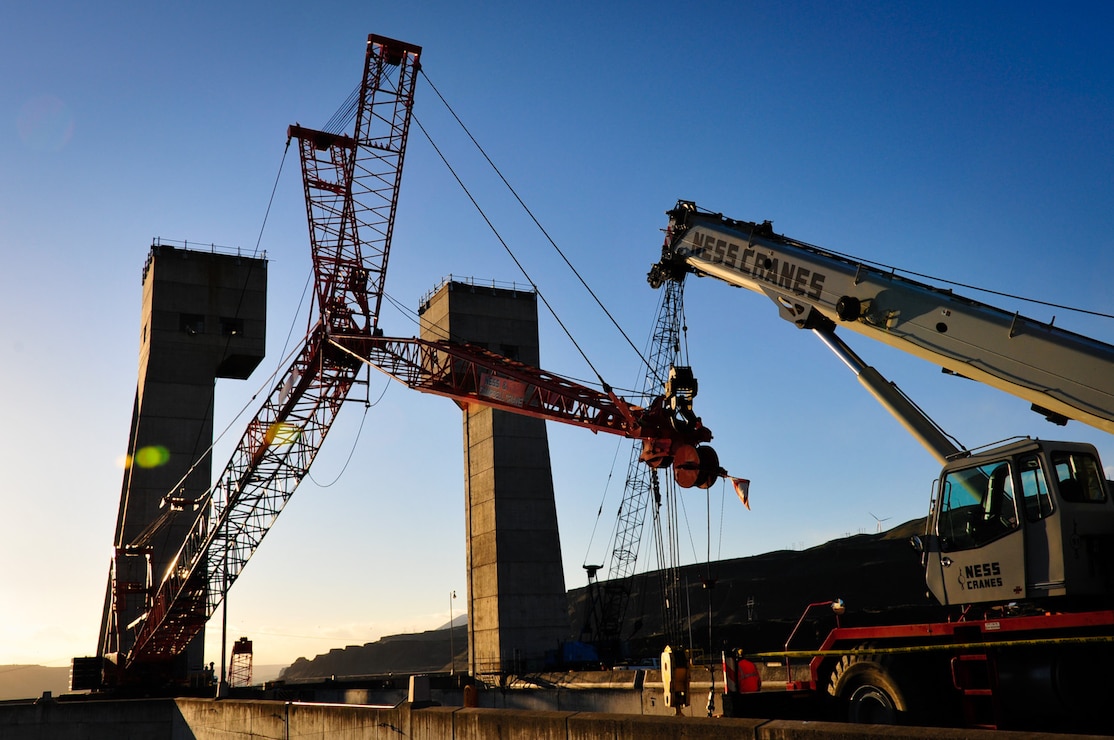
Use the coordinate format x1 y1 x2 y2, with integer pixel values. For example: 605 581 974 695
672 443 721 489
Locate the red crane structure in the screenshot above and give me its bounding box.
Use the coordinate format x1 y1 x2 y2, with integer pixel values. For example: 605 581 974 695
93 34 423 687
89 33 722 690
581 278 686 660
227 637 253 688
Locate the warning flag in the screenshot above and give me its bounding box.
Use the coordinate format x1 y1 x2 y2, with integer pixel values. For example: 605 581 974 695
731 477 751 510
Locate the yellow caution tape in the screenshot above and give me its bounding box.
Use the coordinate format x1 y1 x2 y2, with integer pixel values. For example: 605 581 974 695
751 633 1114 661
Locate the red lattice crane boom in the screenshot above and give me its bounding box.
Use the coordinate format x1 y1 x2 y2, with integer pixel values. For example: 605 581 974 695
111 35 422 683
98 35 723 690
329 332 716 464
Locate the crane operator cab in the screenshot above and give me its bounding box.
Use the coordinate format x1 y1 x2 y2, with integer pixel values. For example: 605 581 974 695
918 439 1114 608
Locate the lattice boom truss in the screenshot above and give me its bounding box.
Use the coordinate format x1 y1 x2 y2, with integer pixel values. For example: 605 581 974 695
120 32 716 677
328 333 711 450
125 35 421 668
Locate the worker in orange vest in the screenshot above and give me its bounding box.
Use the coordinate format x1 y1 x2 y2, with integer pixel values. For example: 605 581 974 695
724 648 762 694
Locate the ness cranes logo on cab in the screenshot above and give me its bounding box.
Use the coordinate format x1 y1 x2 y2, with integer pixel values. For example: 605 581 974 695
961 561 1005 591
687 231 826 301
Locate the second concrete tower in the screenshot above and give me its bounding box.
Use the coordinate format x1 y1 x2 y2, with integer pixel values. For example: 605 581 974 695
419 279 568 676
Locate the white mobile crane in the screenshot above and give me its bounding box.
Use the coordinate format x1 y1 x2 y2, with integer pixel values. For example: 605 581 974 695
650 200 1114 731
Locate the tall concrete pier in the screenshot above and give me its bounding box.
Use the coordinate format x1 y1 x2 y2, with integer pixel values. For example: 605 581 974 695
419 279 568 676
101 243 266 677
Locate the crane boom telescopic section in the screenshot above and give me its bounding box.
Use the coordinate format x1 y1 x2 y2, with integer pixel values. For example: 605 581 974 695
651 200 1114 435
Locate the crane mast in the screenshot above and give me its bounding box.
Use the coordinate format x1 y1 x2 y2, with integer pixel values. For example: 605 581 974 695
581 280 686 658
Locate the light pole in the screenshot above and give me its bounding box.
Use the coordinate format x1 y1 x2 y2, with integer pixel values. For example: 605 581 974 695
449 590 457 675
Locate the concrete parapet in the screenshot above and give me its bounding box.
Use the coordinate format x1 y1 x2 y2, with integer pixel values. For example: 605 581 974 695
0 697 1105 739
754 718 1076 740
175 698 411 739
454 707 571 740
569 712 766 739
411 705 457 738
0 698 175 740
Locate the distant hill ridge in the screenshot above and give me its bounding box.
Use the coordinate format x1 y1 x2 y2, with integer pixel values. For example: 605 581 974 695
281 519 928 681
0 521 928 698
0 665 70 702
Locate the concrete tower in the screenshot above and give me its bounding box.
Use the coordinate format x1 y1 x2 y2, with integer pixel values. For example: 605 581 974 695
419 279 568 676
102 243 266 679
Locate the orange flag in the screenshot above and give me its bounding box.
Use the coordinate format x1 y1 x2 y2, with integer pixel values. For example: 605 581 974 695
731 477 751 510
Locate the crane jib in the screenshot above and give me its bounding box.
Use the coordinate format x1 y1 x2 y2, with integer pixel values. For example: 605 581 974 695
685 230 827 301
662 203 1114 436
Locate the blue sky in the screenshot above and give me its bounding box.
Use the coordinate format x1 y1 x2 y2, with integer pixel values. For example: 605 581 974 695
2 1 1112 670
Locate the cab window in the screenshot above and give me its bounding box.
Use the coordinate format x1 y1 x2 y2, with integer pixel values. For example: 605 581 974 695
1051 451 1107 503
1019 454 1054 521
937 461 1019 551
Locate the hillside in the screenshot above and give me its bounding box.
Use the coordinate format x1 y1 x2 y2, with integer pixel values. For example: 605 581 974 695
282 519 931 680
0 665 70 702
1 521 930 695
281 627 469 681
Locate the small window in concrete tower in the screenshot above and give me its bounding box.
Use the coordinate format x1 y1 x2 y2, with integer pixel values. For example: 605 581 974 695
220 317 244 336
180 313 205 335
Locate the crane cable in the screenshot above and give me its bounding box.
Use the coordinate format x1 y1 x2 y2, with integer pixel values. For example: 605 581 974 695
137 140 294 558
774 228 1114 323
418 70 654 382
410 112 609 388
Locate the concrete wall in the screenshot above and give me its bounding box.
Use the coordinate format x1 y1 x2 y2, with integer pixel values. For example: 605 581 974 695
103 245 267 674
419 279 568 676
0 698 178 740
0 698 1081 740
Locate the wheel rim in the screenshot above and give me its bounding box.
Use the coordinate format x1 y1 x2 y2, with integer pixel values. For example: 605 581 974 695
849 683 898 724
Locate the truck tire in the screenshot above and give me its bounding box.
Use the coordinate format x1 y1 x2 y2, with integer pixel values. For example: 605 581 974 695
827 649 909 725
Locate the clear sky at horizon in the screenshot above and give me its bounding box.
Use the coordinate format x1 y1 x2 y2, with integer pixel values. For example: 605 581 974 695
2 1 1113 671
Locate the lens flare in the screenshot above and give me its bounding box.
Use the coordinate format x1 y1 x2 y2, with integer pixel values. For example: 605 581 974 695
268 423 301 446
17 94 75 152
133 445 171 469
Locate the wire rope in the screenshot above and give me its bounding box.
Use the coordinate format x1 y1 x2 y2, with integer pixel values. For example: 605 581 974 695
322 84 361 135
784 233 1114 322
420 70 654 375
307 401 373 488
581 437 627 568
412 113 610 388
143 141 293 558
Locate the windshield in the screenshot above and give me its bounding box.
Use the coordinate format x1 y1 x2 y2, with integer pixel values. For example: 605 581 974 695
937 461 1018 551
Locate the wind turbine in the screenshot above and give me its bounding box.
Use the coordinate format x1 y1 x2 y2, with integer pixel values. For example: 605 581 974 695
869 512 892 533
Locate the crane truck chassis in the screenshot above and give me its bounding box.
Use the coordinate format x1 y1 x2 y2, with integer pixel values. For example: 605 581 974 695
653 201 1114 731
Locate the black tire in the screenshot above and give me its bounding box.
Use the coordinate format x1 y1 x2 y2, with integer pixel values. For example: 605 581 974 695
827 648 908 725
